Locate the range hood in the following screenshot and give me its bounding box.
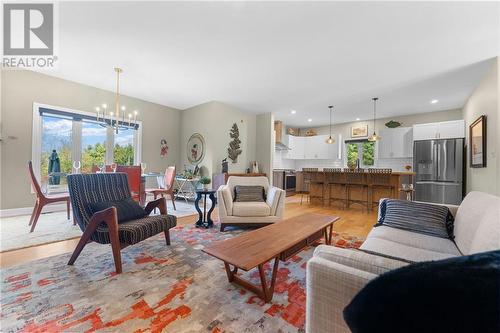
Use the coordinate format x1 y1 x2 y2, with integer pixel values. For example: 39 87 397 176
274 120 291 151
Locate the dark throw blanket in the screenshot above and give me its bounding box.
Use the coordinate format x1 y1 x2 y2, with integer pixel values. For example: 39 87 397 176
343 250 500 333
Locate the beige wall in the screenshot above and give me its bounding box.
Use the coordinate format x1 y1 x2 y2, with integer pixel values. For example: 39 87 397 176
462 59 499 196
299 108 463 138
256 113 274 182
180 101 257 177
1 70 182 210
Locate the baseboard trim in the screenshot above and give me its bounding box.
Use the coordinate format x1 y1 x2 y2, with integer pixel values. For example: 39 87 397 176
0 203 68 218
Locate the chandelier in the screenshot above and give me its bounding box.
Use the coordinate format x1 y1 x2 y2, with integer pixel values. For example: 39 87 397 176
95 67 138 134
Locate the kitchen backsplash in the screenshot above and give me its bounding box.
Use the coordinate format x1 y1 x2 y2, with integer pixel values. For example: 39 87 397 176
274 150 413 172
273 150 296 169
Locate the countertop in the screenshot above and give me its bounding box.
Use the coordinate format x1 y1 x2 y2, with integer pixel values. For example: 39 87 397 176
293 169 416 175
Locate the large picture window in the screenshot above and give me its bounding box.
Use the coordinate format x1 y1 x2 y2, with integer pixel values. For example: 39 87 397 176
32 103 142 191
81 120 108 173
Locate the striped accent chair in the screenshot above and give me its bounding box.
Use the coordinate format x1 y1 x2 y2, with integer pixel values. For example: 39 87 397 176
67 173 177 273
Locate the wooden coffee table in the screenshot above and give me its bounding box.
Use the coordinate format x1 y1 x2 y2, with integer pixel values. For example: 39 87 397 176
203 214 339 302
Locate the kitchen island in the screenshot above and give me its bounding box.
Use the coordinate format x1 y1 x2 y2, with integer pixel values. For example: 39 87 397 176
297 169 415 210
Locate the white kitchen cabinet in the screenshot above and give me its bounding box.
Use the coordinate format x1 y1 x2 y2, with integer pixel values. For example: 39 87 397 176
284 134 341 160
437 120 465 139
378 127 413 158
284 135 305 159
328 136 342 160
304 135 329 159
413 120 465 141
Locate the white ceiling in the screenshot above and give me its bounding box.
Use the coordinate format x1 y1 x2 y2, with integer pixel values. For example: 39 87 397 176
39 1 498 127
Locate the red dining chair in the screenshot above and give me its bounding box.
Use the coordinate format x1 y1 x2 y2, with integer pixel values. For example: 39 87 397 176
90 165 113 173
116 165 143 203
27 161 72 233
146 166 177 210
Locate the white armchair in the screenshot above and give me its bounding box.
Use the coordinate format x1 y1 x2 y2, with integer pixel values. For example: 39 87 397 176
217 176 285 231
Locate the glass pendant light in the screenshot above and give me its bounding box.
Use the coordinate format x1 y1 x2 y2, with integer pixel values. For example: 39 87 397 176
368 97 381 142
325 105 335 144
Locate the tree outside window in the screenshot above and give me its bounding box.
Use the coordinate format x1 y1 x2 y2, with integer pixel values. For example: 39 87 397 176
346 141 375 168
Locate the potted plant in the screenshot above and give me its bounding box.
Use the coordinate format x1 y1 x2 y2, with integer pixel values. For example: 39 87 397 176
199 176 211 190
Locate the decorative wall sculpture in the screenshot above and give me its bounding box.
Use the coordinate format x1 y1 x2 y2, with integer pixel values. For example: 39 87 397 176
227 123 242 163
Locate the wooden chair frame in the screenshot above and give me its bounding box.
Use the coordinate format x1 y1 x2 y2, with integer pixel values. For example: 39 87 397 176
146 166 177 211
28 161 72 233
67 197 169 274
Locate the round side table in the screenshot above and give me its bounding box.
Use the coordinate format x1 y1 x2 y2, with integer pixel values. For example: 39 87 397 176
195 189 217 228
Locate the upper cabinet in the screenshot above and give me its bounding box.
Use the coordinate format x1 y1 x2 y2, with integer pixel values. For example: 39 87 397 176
413 120 465 141
378 127 413 158
284 134 341 160
285 135 304 159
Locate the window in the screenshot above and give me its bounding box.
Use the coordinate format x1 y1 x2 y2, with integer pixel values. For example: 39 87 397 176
114 130 135 165
40 115 73 192
346 140 375 168
32 103 142 191
81 121 108 173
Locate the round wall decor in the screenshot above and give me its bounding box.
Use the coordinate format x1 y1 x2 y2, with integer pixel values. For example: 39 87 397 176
187 133 205 164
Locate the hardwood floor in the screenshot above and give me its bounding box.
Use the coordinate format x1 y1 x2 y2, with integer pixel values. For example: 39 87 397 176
0 195 376 268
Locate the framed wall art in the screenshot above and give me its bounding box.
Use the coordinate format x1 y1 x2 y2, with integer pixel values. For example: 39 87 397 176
351 125 368 138
469 115 486 168
187 133 205 164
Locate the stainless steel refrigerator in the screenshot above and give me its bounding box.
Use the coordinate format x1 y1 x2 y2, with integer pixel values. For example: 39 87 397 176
414 139 464 205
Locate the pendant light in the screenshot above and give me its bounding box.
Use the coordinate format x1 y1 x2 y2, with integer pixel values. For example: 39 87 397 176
325 105 335 144
368 97 381 142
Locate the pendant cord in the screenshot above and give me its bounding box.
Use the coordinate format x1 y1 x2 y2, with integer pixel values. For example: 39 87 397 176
329 107 332 137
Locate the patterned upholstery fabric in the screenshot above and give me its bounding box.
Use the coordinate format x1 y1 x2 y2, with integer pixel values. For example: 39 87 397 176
92 215 177 245
377 199 454 239
68 173 176 245
234 185 265 202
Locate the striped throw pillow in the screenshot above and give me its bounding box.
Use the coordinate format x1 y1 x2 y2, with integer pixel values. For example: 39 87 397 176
377 199 454 239
234 185 265 202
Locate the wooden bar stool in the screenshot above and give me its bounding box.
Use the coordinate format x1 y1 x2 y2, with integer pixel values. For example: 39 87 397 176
308 169 325 205
301 168 318 204
324 168 346 209
344 168 369 212
368 168 395 210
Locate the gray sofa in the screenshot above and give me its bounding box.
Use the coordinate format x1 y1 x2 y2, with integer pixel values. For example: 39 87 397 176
306 191 500 333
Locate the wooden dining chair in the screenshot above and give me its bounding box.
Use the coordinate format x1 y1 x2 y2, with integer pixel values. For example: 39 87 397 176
116 165 143 203
27 161 72 233
91 165 113 173
146 166 177 210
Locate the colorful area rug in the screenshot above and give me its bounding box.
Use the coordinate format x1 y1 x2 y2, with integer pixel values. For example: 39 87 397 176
1 222 363 332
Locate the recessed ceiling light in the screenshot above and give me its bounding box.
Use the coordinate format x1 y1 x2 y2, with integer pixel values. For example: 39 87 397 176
291 110 296 114
307 118 312 122
431 99 439 104
356 118 360 121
